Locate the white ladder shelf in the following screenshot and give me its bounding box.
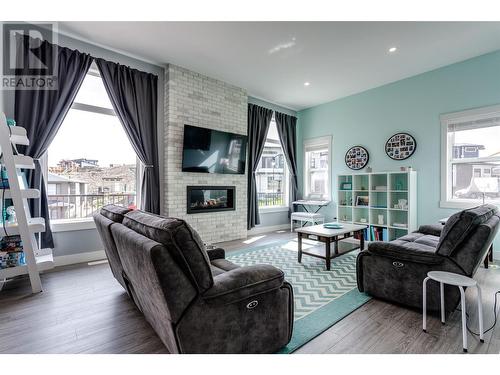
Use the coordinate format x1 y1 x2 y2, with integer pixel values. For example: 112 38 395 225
0 112 54 292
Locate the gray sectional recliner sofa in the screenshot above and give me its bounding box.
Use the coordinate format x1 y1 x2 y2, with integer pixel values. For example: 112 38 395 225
93 205 294 354
357 204 499 315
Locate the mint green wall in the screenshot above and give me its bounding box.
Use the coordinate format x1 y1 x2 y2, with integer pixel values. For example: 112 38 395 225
297 50 500 250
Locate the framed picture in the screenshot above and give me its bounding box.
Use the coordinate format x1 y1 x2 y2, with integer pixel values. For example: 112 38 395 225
385 133 417 160
340 182 352 190
345 146 369 170
355 196 369 206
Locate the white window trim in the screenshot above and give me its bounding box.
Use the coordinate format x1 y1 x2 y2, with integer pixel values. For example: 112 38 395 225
256 119 290 210
259 206 290 213
51 218 96 232
440 103 500 209
303 135 332 200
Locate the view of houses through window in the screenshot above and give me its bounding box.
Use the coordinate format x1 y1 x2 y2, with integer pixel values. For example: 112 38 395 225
47 65 138 220
255 120 289 208
304 137 331 199
447 116 500 204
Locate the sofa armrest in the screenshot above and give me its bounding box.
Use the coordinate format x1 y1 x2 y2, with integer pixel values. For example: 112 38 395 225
202 264 284 305
367 242 444 265
417 224 443 237
206 247 225 260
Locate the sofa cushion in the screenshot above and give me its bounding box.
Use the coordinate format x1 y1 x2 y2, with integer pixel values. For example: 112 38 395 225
437 204 498 256
417 224 443 237
100 204 132 223
206 248 225 261
367 241 443 265
448 213 500 275
414 234 440 248
122 210 213 292
392 232 439 249
210 259 240 276
383 240 436 253
203 264 285 305
397 232 426 243
211 266 225 277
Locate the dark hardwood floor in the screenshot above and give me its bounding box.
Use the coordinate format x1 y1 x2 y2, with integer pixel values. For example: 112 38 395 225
0 230 499 354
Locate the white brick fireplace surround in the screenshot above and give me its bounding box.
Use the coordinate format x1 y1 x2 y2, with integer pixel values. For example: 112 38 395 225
164 64 248 243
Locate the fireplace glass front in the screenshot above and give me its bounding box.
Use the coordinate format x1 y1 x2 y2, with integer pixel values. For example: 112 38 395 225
186 186 235 214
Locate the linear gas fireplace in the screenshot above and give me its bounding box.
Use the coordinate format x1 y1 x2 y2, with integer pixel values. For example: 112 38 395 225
186 186 235 214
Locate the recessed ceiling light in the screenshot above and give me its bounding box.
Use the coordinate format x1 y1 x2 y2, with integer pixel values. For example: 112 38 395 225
304 82 310 86
388 47 397 53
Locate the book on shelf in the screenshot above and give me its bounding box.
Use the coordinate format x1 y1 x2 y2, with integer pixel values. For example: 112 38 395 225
354 228 370 241
382 228 388 241
369 226 387 241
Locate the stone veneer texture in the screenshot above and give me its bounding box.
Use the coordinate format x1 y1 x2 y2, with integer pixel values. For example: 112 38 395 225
164 64 248 243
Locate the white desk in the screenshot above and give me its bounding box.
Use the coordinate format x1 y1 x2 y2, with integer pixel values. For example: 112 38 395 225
292 200 330 214
291 200 331 231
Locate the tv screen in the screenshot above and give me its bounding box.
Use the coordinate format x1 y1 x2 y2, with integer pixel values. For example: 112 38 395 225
182 125 248 174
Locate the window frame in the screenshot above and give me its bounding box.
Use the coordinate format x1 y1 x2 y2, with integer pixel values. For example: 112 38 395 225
303 135 332 200
256 119 290 212
440 103 500 209
46 65 141 231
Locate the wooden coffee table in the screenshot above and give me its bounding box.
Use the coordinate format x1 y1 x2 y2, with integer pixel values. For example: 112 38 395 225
295 223 368 270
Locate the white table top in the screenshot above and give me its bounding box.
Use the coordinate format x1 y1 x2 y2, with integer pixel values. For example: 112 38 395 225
295 222 367 237
427 271 477 287
292 199 331 206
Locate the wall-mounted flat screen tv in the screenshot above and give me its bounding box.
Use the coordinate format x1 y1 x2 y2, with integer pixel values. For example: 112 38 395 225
182 125 248 174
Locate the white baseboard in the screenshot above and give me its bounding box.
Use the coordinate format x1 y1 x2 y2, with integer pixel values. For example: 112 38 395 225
54 250 107 267
247 223 290 236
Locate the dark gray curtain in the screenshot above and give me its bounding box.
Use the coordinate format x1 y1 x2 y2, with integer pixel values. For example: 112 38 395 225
275 112 299 216
15 36 93 248
95 58 160 214
247 103 273 229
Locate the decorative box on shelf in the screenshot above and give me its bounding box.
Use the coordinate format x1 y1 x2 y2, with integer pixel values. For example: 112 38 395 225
0 235 25 269
337 171 417 241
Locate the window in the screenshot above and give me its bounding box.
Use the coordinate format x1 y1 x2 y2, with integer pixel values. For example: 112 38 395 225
47 64 138 221
303 136 332 199
255 119 289 208
440 104 500 208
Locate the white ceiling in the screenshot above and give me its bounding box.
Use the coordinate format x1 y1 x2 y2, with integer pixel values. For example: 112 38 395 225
59 22 500 111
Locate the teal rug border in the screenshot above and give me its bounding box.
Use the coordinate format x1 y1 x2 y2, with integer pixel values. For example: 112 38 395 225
278 288 371 353
226 240 372 354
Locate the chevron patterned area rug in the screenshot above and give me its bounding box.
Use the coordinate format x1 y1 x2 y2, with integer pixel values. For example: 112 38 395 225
227 238 371 353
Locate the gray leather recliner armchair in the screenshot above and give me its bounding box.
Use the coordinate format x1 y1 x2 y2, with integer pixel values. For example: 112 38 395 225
94 205 294 354
357 204 499 316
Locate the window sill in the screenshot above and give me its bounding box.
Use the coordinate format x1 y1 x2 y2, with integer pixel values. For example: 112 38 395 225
259 206 290 213
439 200 500 210
51 218 96 233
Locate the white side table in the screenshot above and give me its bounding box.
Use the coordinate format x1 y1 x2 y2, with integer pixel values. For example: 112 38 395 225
422 271 484 353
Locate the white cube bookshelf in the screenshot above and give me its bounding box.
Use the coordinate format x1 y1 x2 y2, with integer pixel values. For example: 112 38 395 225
337 171 417 241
